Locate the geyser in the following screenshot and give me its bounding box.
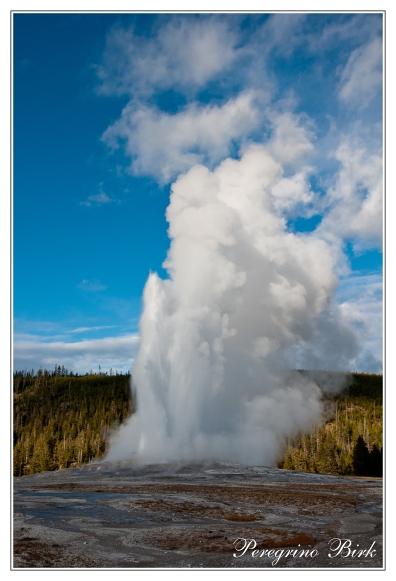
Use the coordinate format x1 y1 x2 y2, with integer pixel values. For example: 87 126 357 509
107 145 355 466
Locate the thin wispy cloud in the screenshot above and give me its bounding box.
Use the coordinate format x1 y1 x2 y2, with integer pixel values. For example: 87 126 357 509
338 37 383 109
70 325 119 334
13 335 140 375
77 279 107 292
306 13 381 53
13 332 69 342
80 191 120 207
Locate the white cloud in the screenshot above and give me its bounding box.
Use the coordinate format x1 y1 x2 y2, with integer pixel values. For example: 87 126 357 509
80 187 119 207
101 92 316 188
70 325 119 334
254 13 307 57
77 279 107 292
336 274 382 372
96 17 239 98
13 335 140 375
339 37 383 109
268 111 315 166
318 134 383 250
270 168 315 216
103 92 259 183
308 14 382 53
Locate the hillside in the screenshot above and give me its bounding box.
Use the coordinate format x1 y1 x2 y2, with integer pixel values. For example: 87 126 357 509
13 368 382 477
13 368 133 476
278 372 383 476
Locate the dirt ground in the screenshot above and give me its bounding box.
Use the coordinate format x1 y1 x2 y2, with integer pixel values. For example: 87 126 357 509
13 461 383 569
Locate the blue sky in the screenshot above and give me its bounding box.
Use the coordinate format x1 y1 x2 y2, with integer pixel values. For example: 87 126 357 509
13 12 383 374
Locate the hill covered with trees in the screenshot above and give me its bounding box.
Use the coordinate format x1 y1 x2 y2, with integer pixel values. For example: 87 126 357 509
278 372 383 476
13 367 382 478
13 367 133 476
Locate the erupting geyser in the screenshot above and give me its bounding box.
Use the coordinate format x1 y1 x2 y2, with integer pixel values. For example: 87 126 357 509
107 145 356 465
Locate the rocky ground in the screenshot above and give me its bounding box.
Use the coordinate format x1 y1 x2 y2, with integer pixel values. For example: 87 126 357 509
13 461 383 569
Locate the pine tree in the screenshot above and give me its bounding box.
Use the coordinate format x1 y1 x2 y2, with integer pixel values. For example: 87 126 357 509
352 435 370 476
368 445 383 477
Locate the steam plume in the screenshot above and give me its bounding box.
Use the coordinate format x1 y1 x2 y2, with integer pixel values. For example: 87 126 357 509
107 145 356 466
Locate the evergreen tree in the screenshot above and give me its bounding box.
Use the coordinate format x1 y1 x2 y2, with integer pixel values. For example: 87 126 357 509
368 445 383 477
352 435 370 476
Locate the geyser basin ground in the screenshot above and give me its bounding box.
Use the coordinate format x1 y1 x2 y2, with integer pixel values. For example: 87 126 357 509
14 462 382 569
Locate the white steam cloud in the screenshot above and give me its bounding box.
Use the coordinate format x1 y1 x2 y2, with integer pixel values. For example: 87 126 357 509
107 145 356 466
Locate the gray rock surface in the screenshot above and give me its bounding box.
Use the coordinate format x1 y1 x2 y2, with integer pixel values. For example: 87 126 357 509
13 461 383 569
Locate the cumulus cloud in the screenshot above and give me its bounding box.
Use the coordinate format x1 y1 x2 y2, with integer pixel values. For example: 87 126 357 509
339 37 383 109
13 335 139 375
267 111 315 166
271 168 315 216
102 93 259 183
96 17 239 98
102 97 318 185
318 134 383 250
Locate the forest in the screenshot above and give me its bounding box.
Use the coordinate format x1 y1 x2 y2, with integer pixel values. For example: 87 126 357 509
13 366 133 477
277 371 383 476
13 367 382 478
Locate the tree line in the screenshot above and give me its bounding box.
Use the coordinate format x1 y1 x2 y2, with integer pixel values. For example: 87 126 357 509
13 368 382 478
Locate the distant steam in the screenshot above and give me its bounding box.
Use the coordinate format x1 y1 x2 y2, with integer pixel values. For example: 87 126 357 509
107 145 356 466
